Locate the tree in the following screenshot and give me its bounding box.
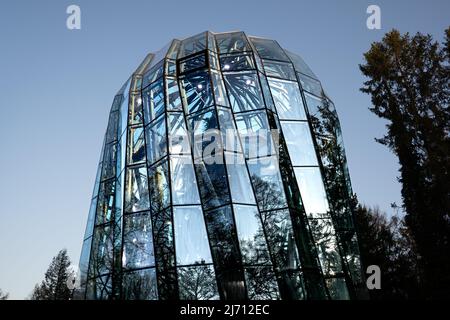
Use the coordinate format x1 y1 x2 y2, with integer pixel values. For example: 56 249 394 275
0 289 9 300
354 205 421 299
360 28 450 299
30 249 73 300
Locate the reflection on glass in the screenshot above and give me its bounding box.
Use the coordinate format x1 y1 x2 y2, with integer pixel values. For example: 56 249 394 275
280 121 318 166
170 155 200 205
180 71 214 114
234 205 271 265
145 115 167 164
125 165 150 213
86 275 112 300
245 266 280 300
268 78 306 120
298 73 323 97
148 160 170 213
284 49 318 79
127 126 145 165
123 212 155 269
224 71 264 112
247 156 287 211
249 37 290 62
143 79 165 125
178 265 219 300
101 143 118 181
122 268 158 300
168 113 190 155
263 60 296 81
294 167 330 217
220 53 255 71
216 32 251 53
166 78 182 111
173 206 213 265
178 32 207 59
89 225 114 278
96 180 115 225
211 70 229 107
326 277 350 300
225 152 255 204
189 108 220 159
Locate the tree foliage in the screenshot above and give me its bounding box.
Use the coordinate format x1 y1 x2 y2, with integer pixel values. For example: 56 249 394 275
0 289 9 300
360 27 450 298
30 249 73 300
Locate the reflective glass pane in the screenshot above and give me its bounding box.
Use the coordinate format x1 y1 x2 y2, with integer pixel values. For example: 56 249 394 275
84 198 97 239
298 73 323 97
224 71 264 113
294 167 330 217
96 180 115 225
259 72 275 111
178 32 207 58
249 37 290 62
220 53 255 71
168 112 190 155
285 50 318 79
225 152 255 204
326 277 350 300
125 165 150 213
195 157 231 210
179 52 206 74
170 155 201 205
143 80 165 125
123 212 155 269
145 115 167 164
79 237 92 289
148 160 170 213
101 143 117 180
216 32 251 53
234 205 271 265
180 71 214 114
247 156 288 211
189 109 220 159
165 78 182 111
268 78 307 120
281 121 318 166
235 111 275 159
173 206 213 265
86 275 112 300
244 266 280 300
122 268 158 300
211 70 229 107
129 93 144 125
309 218 343 276
178 265 219 300
143 60 164 88
127 126 145 165
89 225 114 278
304 92 324 118
263 60 296 81
105 111 119 143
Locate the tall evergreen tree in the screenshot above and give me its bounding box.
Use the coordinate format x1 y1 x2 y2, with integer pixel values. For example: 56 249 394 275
360 28 450 298
30 249 73 300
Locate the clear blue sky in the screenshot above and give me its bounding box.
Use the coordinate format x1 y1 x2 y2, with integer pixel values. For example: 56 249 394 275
0 0 448 299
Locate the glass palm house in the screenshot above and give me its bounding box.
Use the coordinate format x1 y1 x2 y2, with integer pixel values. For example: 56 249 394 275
78 31 365 300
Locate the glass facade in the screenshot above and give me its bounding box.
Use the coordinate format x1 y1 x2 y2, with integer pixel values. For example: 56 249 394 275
78 31 365 300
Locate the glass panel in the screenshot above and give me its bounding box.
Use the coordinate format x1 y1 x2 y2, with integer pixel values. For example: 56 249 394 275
304 92 324 118
217 107 241 152
259 72 275 111
168 112 190 155
178 265 219 300
211 70 229 107
180 71 214 114
178 32 207 58
145 115 167 164
165 78 182 111
215 31 251 53
179 52 206 74
249 37 290 62
86 275 112 300
148 160 170 213
105 111 119 143
235 110 275 159
285 50 318 79
234 205 271 265
309 218 343 276
143 60 164 88
127 126 145 165
189 108 220 159
170 155 201 205
281 121 318 166
84 198 97 239
125 165 150 213
143 79 165 125
294 167 330 218
268 78 307 120
123 212 155 269
101 143 118 180
122 268 158 300
298 73 323 97
260 209 300 271
78 237 92 291
129 93 144 125
96 180 115 225
263 60 296 81
173 206 213 265
225 152 255 204
165 59 177 76
195 156 231 210
220 53 255 71
89 225 114 278
224 71 264 113
244 266 280 300
326 277 350 300
247 156 288 211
